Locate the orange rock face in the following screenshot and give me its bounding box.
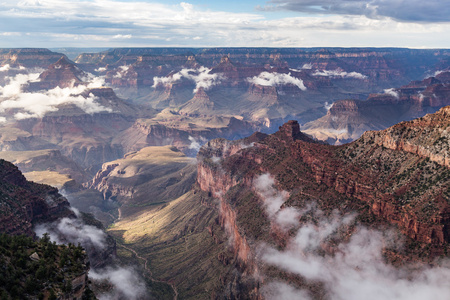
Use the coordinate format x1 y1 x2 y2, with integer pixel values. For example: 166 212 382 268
197 114 450 248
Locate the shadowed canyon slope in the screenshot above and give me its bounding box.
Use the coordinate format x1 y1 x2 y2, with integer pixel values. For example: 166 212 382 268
0 159 96 299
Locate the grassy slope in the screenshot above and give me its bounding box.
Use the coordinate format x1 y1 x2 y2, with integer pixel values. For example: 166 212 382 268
109 189 233 299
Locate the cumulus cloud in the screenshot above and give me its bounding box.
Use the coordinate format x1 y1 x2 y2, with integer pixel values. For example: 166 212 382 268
384 88 400 98
248 72 307 91
90 267 146 300
324 101 333 111
153 66 223 93
257 182 450 300
0 1 448 48
262 0 450 22
313 69 367 79
0 71 112 120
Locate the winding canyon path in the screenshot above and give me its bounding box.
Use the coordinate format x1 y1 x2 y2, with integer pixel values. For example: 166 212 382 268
118 243 179 300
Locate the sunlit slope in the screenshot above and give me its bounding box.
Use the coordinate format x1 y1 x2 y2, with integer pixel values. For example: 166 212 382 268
108 190 233 299
88 146 197 218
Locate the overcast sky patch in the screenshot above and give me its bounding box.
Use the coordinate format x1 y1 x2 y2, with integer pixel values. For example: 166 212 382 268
0 0 448 47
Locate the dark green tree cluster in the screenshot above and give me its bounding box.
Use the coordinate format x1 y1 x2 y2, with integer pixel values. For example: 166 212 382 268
0 233 93 300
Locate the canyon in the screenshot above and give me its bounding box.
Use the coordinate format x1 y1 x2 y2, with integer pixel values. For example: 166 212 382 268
0 47 449 299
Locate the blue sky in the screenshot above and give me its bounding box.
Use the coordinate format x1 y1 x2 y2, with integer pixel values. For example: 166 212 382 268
0 0 449 48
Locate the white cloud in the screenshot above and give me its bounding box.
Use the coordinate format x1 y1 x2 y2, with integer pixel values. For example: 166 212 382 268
95 67 107 73
35 216 107 251
90 267 146 300
324 101 333 111
0 71 112 120
112 34 132 39
188 136 201 152
0 1 448 48
112 65 131 79
248 72 307 91
0 64 26 72
34 209 147 300
434 70 449 76
153 66 223 93
313 69 367 79
0 72 40 97
259 196 450 300
0 65 11 72
384 88 400 98
254 174 301 231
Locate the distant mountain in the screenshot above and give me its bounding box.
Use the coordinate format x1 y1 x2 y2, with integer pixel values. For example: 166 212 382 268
0 48 68 68
303 71 450 144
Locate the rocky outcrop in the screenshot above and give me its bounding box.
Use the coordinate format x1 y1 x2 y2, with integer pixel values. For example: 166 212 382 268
28 56 85 90
115 116 259 156
197 116 450 248
367 106 450 168
178 87 215 116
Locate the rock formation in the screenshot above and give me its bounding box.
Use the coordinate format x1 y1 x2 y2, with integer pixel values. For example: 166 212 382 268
304 71 450 144
197 114 450 288
0 159 73 236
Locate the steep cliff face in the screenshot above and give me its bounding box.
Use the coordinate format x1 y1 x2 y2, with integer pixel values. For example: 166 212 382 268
0 159 73 236
198 117 450 253
194 116 450 297
0 127 56 151
23 113 128 169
